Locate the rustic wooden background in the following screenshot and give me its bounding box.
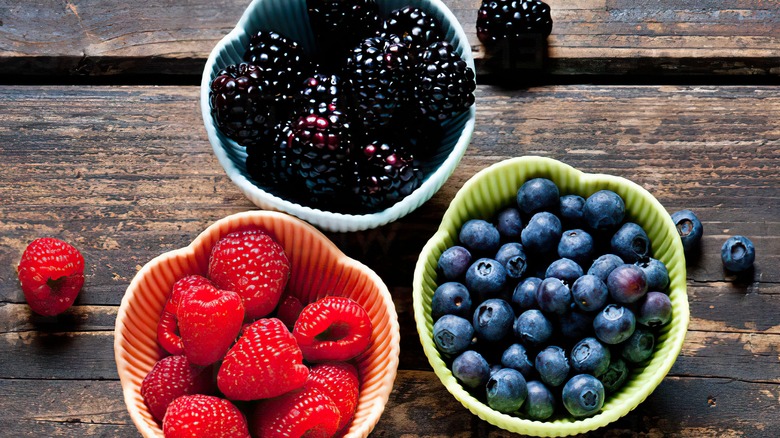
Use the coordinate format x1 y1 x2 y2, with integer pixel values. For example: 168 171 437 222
0 0 779 437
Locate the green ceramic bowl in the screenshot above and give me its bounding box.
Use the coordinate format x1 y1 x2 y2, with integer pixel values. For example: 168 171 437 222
412 156 689 437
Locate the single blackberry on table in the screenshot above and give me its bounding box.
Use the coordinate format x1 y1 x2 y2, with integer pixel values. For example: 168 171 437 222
243 30 312 102
477 0 553 46
351 140 423 211
245 122 294 190
413 41 476 123
296 74 347 113
209 63 280 147
346 34 412 130
382 6 445 57
307 0 382 69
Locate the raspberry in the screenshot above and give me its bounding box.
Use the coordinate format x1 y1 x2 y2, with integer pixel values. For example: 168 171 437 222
217 318 309 401
275 294 304 330
251 386 340 438
17 237 85 316
140 355 215 422
157 275 213 356
208 229 291 320
163 394 250 438
293 296 373 362
307 362 360 432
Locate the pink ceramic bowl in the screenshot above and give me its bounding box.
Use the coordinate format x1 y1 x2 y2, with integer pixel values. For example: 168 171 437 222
114 211 400 437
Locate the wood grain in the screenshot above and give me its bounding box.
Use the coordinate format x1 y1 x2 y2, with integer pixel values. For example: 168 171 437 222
0 0 777 77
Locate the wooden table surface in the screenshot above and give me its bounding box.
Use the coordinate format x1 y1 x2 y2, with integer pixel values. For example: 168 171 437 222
1 1 779 437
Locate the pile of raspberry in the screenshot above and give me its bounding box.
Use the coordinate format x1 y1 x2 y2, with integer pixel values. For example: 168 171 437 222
141 228 373 438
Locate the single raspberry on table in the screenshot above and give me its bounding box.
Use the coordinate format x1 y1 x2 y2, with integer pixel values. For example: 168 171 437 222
163 394 250 438
140 355 215 423
251 385 340 438
307 362 360 432
217 318 309 401
208 229 291 320
293 296 373 362
17 237 85 316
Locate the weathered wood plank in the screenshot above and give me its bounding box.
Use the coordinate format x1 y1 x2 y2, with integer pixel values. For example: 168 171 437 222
0 0 777 77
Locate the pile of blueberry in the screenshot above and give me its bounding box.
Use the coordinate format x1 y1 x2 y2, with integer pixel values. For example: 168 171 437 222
431 178 674 420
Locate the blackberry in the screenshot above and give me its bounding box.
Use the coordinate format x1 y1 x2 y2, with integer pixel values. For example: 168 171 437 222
347 34 412 130
351 140 423 210
382 6 444 57
243 30 312 102
209 63 280 147
413 41 475 123
392 115 445 159
307 0 381 70
477 0 553 46
246 122 294 189
296 74 346 113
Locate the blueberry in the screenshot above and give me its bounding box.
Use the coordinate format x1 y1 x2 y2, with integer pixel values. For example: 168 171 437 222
545 258 584 286
562 374 605 418
517 178 559 215
560 194 586 226
432 282 472 321
593 304 636 345
535 277 572 315
721 235 756 273
437 246 472 281
611 222 651 262
495 242 528 279
521 381 555 420
452 350 491 390
598 357 629 394
433 315 475 355
558 310 594 341
571 274 608 312
588 254 624 283
637 291 673 327
521 212 562 255
465 258 507 301
459 219 501 254
486 368 528 414
671 209 703 253
535 346 570 387
514 309 553 347
570 337 611 376
607 264 648 304
489 364 503 377
558 229 594 266
584 190 625 231
496 207 523 240
635 258 670 292
512 277 541 311
621 329 655 363
473 299 515 342
501 343 535 379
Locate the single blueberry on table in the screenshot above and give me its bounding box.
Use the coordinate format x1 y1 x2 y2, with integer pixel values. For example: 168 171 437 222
473 298 515 342
501 343 535 379
496 207 523 240
607 264 648 304
637 291 673 327
558 229 594 266
521 212 563 255
452 350 491 390
486 368 528 414
721 235 756 273
521 381 555 420
570 337 611 376
517 178 560 215
671 209 703 254
562 374 605 418
535 345 570 387
465 258 507 301
495 242 528 279
437 246 472 281
588 253 624 283
584 190 625 231
459 219 501 255
512 277 541 311
598 357 629 394
536 277 572 315
571 274 608 312
560 194 586 226
432 281 472 321
593 304 636 344
611 222 651 263
558 310 595 341
433 314 474 356
545 258 584 286
621 329 655 364
514 309 553 348
635 258 669 292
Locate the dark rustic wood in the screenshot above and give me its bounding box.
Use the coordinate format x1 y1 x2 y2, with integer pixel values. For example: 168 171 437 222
0 0 778 77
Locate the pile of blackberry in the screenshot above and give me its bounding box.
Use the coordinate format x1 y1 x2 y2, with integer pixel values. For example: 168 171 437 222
209 2 476 213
